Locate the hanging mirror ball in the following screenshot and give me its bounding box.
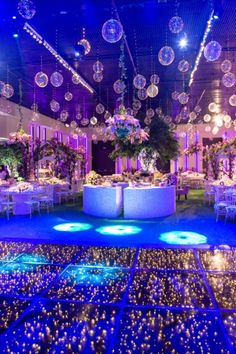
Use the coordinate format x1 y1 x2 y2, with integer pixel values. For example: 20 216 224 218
150 74 160 85
178 59 190 73
132 99 142 110
203 114 211 122
133 74 146 89
208 102 217 112
76 112 82 120
2 84 14 98
72 75 80 84
78 39 91 55
18 0 36 19
64 92 73 101
70 120 78 129
102 19 123 43
178 92 189 104
158 46 175 66
93 61 104 73
194 105 202 113
147 84 159 98
90 116 98 125
171 91 179 100
113 79 126 94
50 71 64 87
81 118 89 126
96 103 105 114
169 16 184 34
221 59 232 73
34 71 48 88
229 94 236 106
205 125 211 132
222 72 236 87
59 110 69 122
0 81 5 94
204 41 222 62
93 72 103 82
50 99 60 112
146 108 155 118
104 111 111 119
189 111 197 120
137 88 148 100
144 117 152 125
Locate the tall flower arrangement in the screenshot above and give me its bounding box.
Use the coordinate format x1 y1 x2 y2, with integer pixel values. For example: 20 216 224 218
184 142 202 156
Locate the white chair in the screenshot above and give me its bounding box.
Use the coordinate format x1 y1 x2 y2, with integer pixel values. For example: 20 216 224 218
55 185 70 204
36 185 54 213
0 191 15 220
204 184 215 205
214 202 227 222
225 205 236 222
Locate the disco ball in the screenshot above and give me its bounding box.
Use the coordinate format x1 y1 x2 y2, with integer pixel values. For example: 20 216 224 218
50 71 64 87
50 99 60 112
96 103 105 114
70 120 78 129
76 112 82 120
158 46 175 66
93 61 104 73
178 59 190 73
204 41 222 62
132 99 142 110
229 94 236 106
205 125 211 132
137 88 147 100
2 84 14 98
59 110 69 122
93 72 103 82
221 59 232 73
169 16 184 33
34 71 48 88
64 92 73 101
150 74 160 85
18 0 36 19
72 75 80 84
222 72 236 88
178 92 189 104
208 102 217 112
102 19 123 43
147 84 159 98
144 117 152 125
90 116 98 125
171 91 180 100
203 114 211 122
133 74 146 89
78 39 91 55
146 108 155 118
113 80 126 94
81 118 89 126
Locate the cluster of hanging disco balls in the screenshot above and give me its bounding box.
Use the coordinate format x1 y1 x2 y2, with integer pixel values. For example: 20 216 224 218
93 61 104 82
18 0 36 19
204 41 222 62
102 19 123 43
158 46 175 66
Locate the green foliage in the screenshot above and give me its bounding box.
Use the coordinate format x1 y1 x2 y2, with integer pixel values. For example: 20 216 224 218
0 143 22 176
109 139 143 160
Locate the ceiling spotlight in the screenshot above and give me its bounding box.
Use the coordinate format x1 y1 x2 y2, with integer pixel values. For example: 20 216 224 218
179 37 188 48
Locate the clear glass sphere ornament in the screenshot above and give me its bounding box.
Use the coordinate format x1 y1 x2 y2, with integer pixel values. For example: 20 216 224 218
158 46 175 66
225 121 231 129
72 75 80 84
78 39 91 55
2 84 14 98
50 71 64 87
126 108 133 116
104 111 111 119
222 72 236 87
164 115 172 124
133 74 146 89
0 81 5 95
169 122 176 130
93 72 103 82
34 71 48 88
144 117 152 125
178 59 190 73
96 103 105 114
31 112 39 122
194 105 202 113
146 108 155 118
178 92 189 104
18 0 36 19
90 116 98 125
93 61 104 73
180 106 189 120
212 126 219 135
204 41 222 62
76 112 82 120
203 114 211 122
144 126 150 134
189 111 197 120
150 74 160 85
81 118 89 126
221 59 232 73
64 92 73 101
113 79 126 94
102 19 123 43
50 99 60 112
156 107 162 115
215 114 223 127
70 120 78 129
229 94 236 106
223 114 231 123
132 99 142 111
137 88 147 100
169 16 184 33
147 84 159 98
59 110 69 122
208 102 217 112
171 91 180 100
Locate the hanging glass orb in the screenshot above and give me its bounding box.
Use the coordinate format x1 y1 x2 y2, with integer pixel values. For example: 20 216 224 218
169 16 184 33
90 116 98 125
205 125 211 132
104 111 111 119
229 94 236 106
150 74 160 85
144 117 152 125
194 105 202 113
137 88 147 100
223 114 231 123
31 102 38 111
178 92 189 104
78 39 91 55
169 122 176 130
70 120 78 129
18 0 36 19
158 46 175 66
72 75 80 84
171 91 180 100
93 72 103 82
204 41 222 62
102 19 123 43
147 84 159 98
133 74 146 89
208 102 217 112
212 126 219 135
189 111 197 120
50 71 64 87
93 61 104 73
50 99 60 112
96 103 105 114
225 121 231 129
164 116 172 124
64 92 73 101
222 72 236 87
34 71 48 88
221 59 232 73
76 112 82 120
144 126 150 134
126 108 133 116
146 108 155 118
132 99 141 111
203 114 211 122
81 118 89 126
178 59 190 73
155 107 162 115
113 79 126 94
31 112 39 122
59 110 69 122
2 84 14 98
180 106 189 119
215 114 223 127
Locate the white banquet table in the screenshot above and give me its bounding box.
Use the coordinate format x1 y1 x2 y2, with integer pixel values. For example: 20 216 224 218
123 185 176 219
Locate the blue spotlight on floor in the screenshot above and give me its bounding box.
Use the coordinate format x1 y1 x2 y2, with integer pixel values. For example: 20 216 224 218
53 223 92 232
179 37 188 48
96 225 142 236
13 33 19 38
160 231 207 245
18 254 48 264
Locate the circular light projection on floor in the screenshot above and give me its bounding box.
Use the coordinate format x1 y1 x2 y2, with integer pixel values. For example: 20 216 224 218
96 225 142 236
66 266 117 285
18 254 48 264
160 231 207 245
53 223 92 232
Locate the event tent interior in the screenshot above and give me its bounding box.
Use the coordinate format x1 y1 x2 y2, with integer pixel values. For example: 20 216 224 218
0 0 235 352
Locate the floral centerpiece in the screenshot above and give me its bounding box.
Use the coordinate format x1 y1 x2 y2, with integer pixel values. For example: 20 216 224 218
10 181 33 192
8 128 31 145
85 170 103 185
110 174 124 183
184 143 202 156
211 177 235 187
39 177 68 185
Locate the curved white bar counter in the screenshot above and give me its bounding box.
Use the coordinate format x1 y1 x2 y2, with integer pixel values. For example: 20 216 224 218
124 185 176 219
83 185 122 218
